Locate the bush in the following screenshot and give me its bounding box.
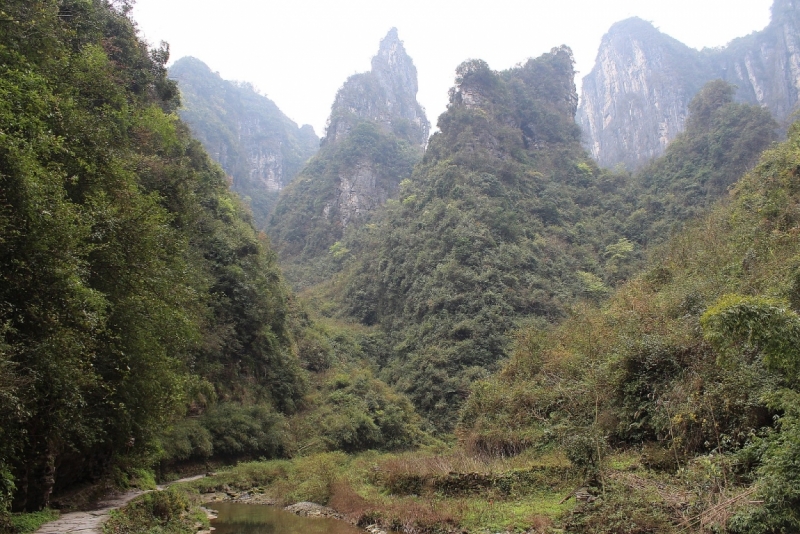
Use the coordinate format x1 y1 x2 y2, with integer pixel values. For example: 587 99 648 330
308 369 424 453
287 452 348 504
203 404 288 459
161 419 213 462
728 391 800 533
103 489 196 534
159 402 288 465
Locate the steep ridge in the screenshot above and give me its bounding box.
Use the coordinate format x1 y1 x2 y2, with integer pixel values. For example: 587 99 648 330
459 117 800 534
579 0 799 170
326 28 429 148
268 29 429 286
169 57 319 226
313 66 776 433
0 0 307 513
626 79 778 247
332 48 640 430
578 18 711 170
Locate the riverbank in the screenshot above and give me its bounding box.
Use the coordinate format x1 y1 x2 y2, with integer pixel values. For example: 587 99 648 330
31 476 206 534
181 449 580 533
92 444 753 533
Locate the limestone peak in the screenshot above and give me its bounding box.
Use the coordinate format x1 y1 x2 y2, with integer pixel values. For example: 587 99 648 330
325 28 429 148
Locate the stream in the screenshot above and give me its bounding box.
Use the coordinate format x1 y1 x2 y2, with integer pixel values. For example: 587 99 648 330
207 502 372 534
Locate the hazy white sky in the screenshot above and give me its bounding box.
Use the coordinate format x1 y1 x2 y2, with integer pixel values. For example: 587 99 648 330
131 0 773 136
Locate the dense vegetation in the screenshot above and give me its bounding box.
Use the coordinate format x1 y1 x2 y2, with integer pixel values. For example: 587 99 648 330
307 53 775 431
628 79 778 247
459 120 800 532
267 28 429 288
168 57 319 227
2 2 794 533
268 121 421 286
0 0 310 517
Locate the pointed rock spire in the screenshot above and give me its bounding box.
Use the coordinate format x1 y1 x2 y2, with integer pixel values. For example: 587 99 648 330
325 28 429 147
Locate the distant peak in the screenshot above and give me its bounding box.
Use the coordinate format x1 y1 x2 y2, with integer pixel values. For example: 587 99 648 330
772 0 800 23
384 27 400 42
172 56 211 70
370 27 419 95
607 17 659 36
372 28 412 70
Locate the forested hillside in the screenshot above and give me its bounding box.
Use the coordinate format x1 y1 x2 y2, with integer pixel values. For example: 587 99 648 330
0 0 307 515
168 57 319 227
268 29 429 287
315 53 776 431
459 119 800 532
624 79 778 247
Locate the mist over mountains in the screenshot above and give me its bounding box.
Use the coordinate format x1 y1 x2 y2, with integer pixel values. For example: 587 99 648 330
4 1 800 532
579 0 800 169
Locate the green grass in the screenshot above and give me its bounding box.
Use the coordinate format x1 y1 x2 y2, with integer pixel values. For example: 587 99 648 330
10 509 59 533
103 489 205 534
605 450 642 471
459 493 574 532
175 448 581 532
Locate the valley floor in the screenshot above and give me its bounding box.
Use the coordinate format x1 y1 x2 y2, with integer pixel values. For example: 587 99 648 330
123 446 760 534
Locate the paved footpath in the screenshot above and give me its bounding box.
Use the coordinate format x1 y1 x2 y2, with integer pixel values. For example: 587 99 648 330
36 475 205 534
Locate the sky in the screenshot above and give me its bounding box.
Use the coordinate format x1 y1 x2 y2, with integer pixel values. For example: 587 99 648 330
130 0 774 137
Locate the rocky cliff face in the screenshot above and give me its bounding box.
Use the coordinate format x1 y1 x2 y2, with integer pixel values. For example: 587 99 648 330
318 28 429 230
268 29 429 285
326 28 430 149
579 0 800 170
716 0 800 124
578 18 711 170
169 57 319 226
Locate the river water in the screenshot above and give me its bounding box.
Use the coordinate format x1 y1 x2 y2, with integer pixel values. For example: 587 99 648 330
207 502 369 534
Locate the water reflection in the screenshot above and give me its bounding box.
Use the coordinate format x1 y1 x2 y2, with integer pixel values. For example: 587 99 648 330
208 502 367 534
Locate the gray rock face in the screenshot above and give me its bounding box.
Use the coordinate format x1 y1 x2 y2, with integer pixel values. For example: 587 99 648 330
335 162 390 227
717 0 800 124
325 27 430 150
578 18 711 170
321 28 429 229
267 29 427 284
169 57 319 226
579 0 800 170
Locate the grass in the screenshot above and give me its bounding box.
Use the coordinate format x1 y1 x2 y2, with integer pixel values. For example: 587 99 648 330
179 444 762 532
103 489 207 534
9 509 59 534
459 493 573 533
605 449 642 471
177 446 579 533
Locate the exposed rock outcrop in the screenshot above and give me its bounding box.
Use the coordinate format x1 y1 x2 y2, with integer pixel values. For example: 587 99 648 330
316 28 430 230
169 57 319 226
579 0 799 170
325 28 430 149
284 501 343 519
268 29 428 284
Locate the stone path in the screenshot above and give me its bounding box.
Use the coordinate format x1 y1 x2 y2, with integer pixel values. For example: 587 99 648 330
36 475 205 534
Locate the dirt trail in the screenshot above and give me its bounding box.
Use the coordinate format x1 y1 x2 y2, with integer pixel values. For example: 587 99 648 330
35 475 205 534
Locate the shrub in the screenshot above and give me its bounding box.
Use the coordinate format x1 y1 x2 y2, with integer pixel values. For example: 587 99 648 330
203 404 288 459
103 489 195 534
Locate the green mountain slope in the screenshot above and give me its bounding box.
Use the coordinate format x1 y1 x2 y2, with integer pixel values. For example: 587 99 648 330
459 119 800 532
625 79 778 248
268 29 429 287
320 68 775 431
331 49 634 430
169 57 319 227
0 0 305 513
